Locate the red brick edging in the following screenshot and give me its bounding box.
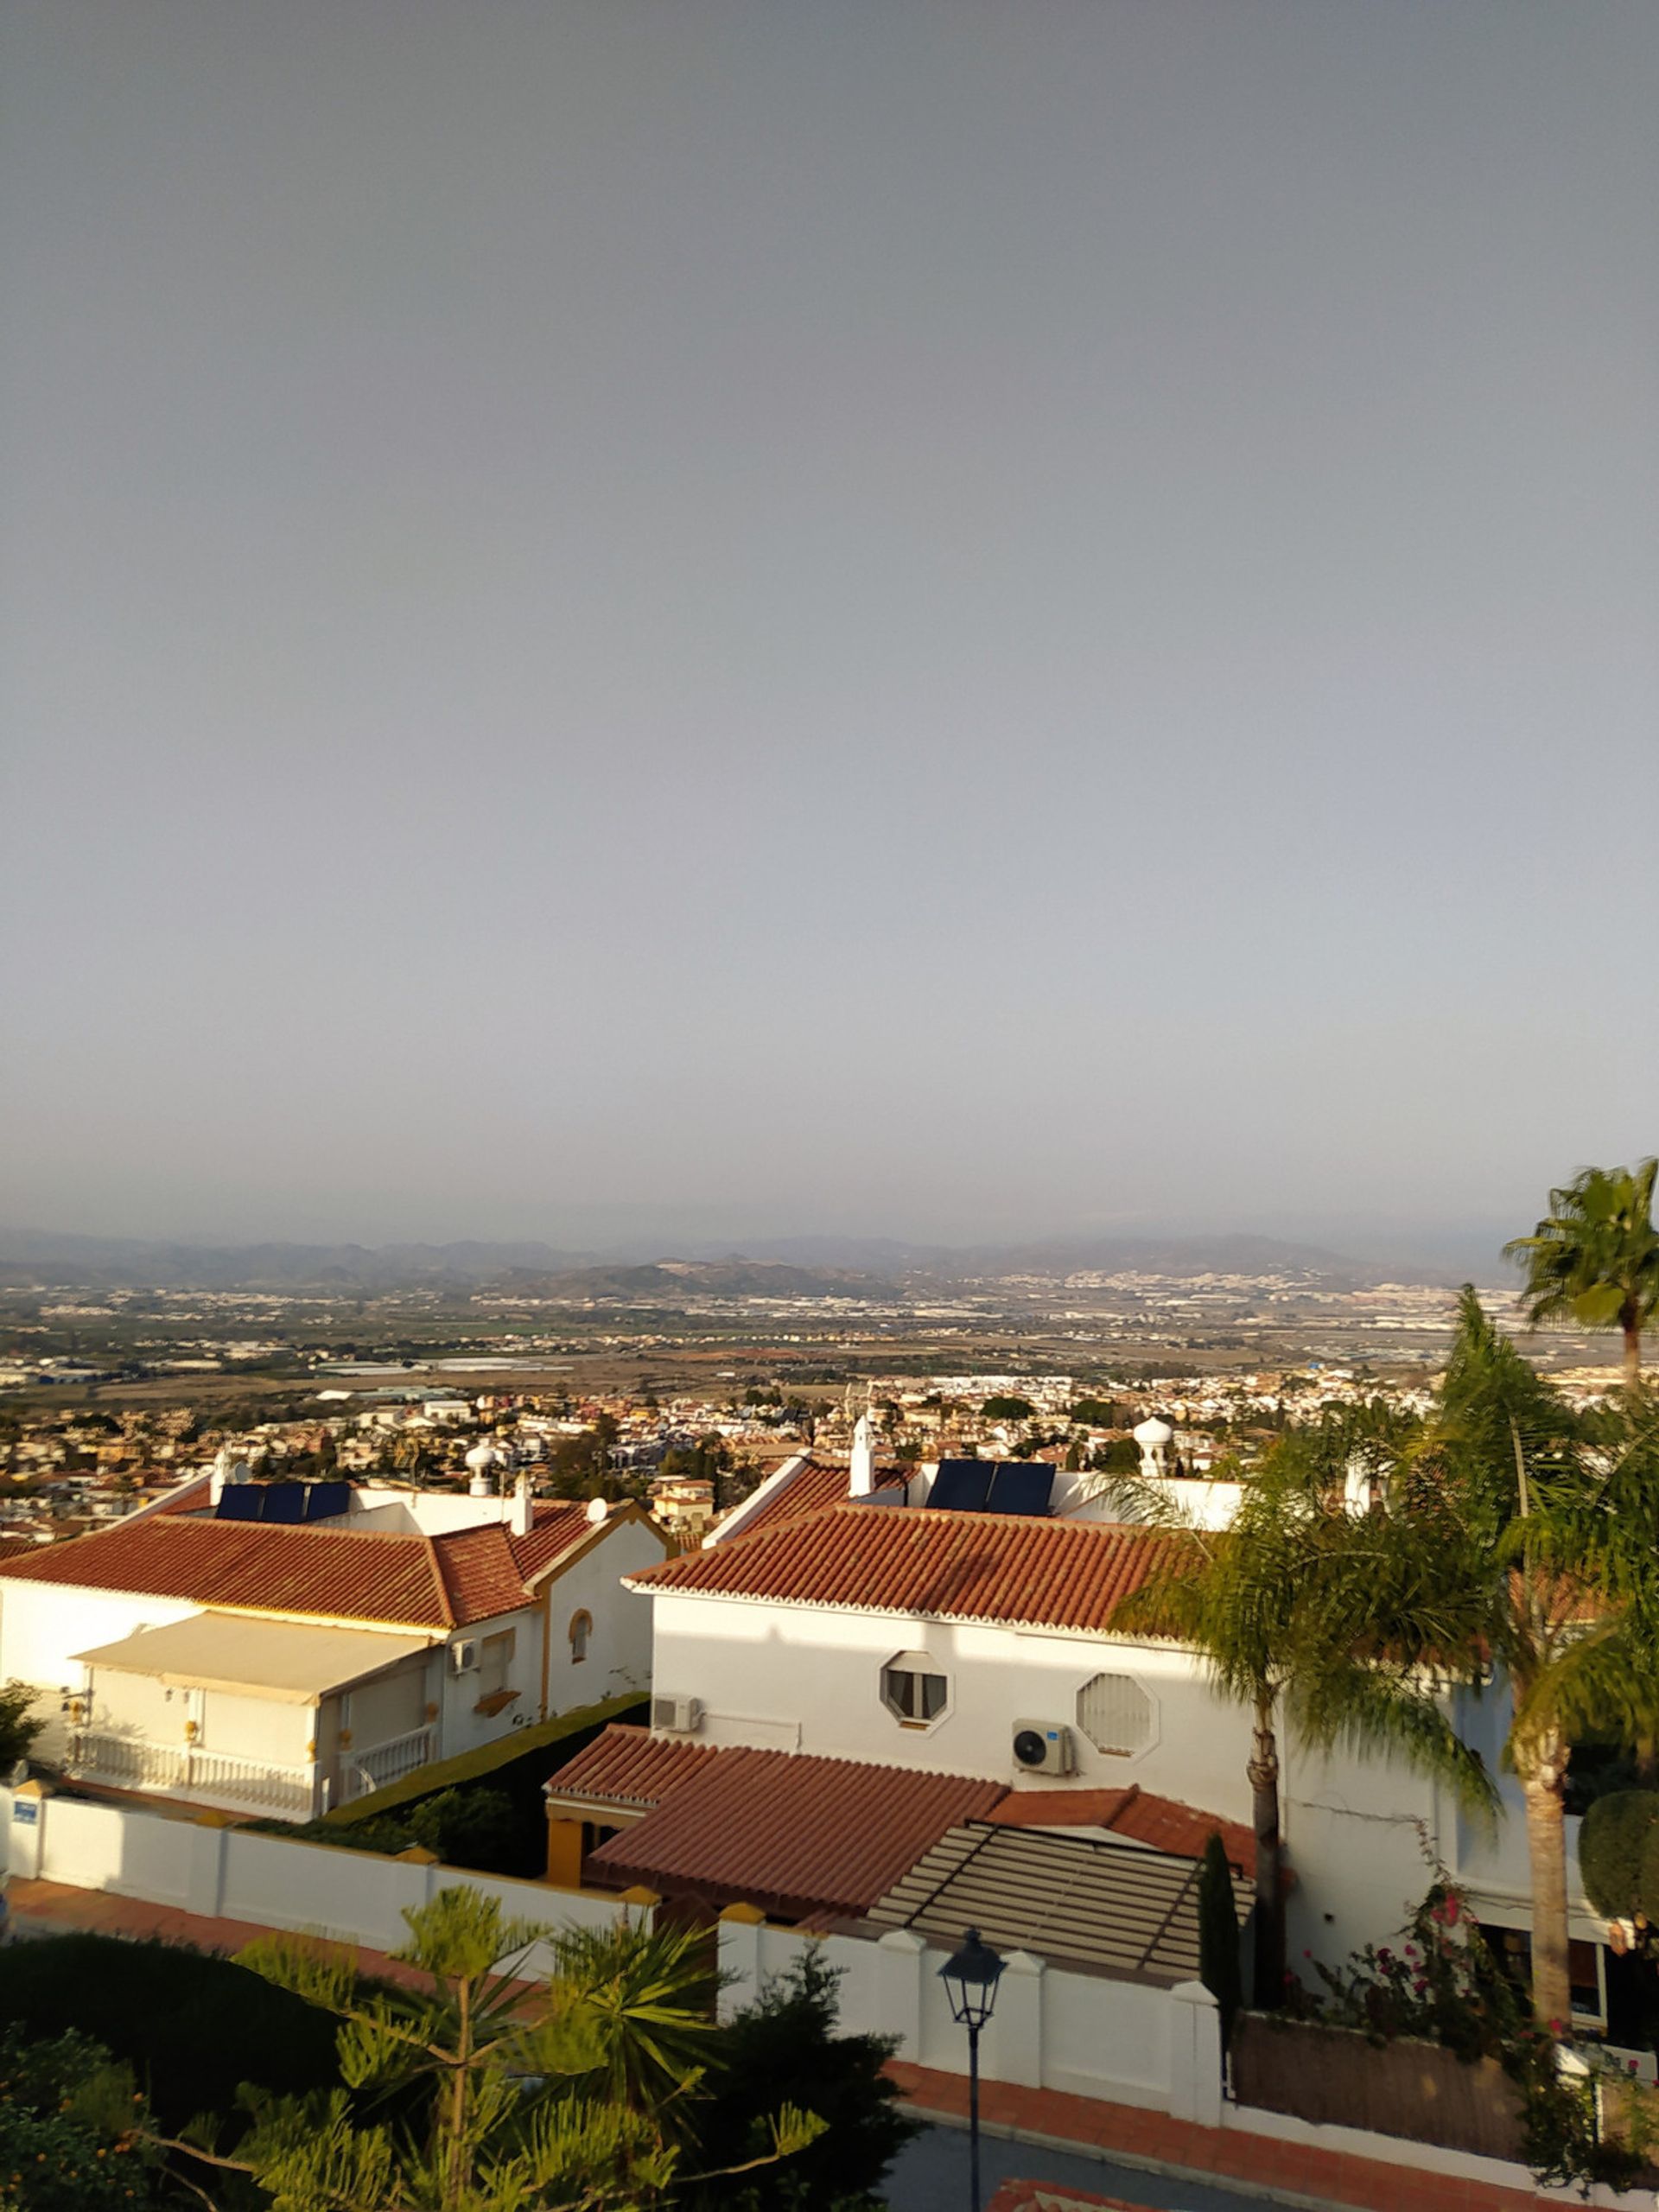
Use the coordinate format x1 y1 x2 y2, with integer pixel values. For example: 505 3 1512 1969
885 2060 1558 2212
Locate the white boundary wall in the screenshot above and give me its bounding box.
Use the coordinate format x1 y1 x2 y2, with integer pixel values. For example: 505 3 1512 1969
718 1918 1221 2124
3 1787 639 1975
721 1922 1639 2209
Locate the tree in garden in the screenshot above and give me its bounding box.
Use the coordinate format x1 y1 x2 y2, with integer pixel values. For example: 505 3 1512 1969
980 1395 1034 1423
1196 1834 1243 2044
1110 1439 1497 2011
164 1888 822 2212
0 1680 44 1771
1580 1791 1659 1937
1392 1290 1621 2030
1504 1160 1659 1390
0 2026 159 2211
683 1948 920 2211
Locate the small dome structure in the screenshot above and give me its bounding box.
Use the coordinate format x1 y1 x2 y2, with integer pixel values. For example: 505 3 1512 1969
1133 1416 1174 1446
464 1440 503 1474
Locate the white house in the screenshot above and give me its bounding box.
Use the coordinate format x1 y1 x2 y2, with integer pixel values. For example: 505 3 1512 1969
626 1470 1617 2030
0 1475 671 1821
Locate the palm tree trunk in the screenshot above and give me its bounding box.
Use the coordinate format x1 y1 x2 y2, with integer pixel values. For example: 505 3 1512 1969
1248 1697 1284 2011
1519 1744 1572 2032
1624 1313 1643 1392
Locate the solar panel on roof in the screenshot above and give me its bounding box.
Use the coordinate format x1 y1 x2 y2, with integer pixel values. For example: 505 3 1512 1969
213 1485 263 1521
259 1484 306 1523
928 1461 994 1513
303 1482 352 1523
984 1464 1054 1517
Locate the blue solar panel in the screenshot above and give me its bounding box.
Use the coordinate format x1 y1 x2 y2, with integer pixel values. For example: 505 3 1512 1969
213 1485 263 1521
985 1463 1055 1517
259 1484 306 1523
303 1482 353 1522
928 1460 995 1512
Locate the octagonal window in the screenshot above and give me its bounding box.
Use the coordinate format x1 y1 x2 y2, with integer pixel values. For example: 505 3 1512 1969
881 1649 948 1727
1076 1670 1154 1755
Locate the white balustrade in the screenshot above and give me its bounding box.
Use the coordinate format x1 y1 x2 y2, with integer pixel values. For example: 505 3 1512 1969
341 1726 435 1802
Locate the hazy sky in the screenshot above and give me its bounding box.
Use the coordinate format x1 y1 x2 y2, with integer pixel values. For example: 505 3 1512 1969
3 0 1655 1256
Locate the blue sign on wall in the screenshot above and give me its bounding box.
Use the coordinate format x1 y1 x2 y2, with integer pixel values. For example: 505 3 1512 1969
12 1800 38 1826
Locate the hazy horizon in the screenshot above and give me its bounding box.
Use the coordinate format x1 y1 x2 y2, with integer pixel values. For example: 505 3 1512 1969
3 2 1655 1250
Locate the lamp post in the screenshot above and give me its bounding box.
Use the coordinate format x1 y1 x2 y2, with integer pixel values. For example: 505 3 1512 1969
938 1926 1004 2212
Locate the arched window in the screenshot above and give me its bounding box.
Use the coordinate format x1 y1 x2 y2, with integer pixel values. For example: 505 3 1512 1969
569 1610 593 1664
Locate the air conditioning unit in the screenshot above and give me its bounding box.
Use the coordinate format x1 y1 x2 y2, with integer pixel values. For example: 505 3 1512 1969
1013 1719 1077 1776
449 1639 480 1675
652 1694 703 1735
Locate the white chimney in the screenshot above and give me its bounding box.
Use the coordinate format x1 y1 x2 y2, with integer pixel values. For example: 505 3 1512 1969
511 1471 533 1538
849 1413 876 1498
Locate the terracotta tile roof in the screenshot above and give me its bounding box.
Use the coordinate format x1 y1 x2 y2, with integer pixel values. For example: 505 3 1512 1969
544 1722 717 1809
990 1785 1253 1874
435 1525 533 1624
509 1503 615 1583
0 1503 613 1631
629 1502 1172 1634
584 1740 1007 1916
724 1459 853 1538
147 1475 214 1516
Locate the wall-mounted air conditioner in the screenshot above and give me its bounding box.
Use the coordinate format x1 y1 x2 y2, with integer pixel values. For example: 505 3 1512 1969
652 1694 703 1735
1012 1719 1077 1776
449 1640 480 1675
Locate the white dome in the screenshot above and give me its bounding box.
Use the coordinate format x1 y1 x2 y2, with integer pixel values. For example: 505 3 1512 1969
1133 1416 1174 1446
464 1440 502 1472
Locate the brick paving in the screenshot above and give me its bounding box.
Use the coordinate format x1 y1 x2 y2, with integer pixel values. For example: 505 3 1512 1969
887 2061 1562 2212
3 1877 510 1992
988 2185 1158 2212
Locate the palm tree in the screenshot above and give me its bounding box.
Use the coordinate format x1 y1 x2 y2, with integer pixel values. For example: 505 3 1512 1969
179 1889 821 2212
1110 1438 1496 2012
1504 1160 1659 1390
1402 1290 1612 2031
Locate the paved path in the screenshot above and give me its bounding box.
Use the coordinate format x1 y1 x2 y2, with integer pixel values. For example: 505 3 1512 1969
884 2124 1274 2211
885 2063 1560 2212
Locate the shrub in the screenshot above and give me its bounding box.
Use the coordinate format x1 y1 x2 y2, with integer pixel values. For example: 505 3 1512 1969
683 1948 919 2210
1581 1791 1659 1927
0 2026 159 2210
0 1935 340 2133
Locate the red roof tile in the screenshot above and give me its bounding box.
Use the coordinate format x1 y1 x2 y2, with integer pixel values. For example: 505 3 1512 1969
629 1502 1172 1634
545 1723 717 1808
0 1503 613 1630
990 1785 1253 1874
584 1740 1007 1916
723 1459 853 1538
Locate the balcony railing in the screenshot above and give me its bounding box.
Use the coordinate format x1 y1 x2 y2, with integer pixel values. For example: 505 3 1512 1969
341 1726 435 1803
68 1732 315 1819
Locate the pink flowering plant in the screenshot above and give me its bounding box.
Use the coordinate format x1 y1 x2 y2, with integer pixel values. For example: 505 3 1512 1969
1287 1878 1525 2063
1278 1872 1650 2196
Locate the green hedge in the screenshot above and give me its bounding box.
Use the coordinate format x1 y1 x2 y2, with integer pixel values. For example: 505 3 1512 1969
0 1935 342 2132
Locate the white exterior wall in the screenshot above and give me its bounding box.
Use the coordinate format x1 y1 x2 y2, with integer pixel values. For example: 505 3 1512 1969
0 1582 204 1756
651 1591 1585 1980
540 1520 663 1716
648 1591 1258 1820
434 1521 664 1757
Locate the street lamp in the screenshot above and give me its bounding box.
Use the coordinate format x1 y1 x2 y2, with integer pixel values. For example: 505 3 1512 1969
939 1927 1004 2211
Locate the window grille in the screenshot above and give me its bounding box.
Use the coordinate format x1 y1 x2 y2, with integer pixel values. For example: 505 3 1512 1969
1076 1670 1154 1754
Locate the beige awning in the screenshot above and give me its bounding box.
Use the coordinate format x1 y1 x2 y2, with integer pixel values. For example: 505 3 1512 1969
71 1613 435 1704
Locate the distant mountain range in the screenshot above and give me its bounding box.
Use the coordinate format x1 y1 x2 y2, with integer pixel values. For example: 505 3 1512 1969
0 1226 1482 1294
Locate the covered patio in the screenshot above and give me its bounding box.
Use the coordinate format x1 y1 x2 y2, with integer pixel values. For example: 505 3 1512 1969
67 1612 438 1819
